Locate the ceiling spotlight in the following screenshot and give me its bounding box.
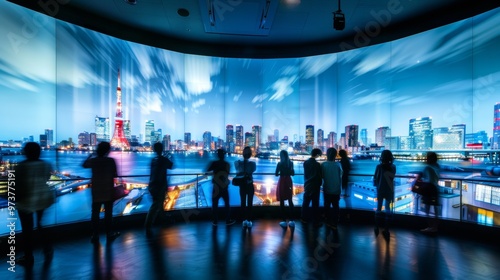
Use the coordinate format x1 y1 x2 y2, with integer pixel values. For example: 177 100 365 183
333 0 345 31
124 0 137 5
177 8 190 17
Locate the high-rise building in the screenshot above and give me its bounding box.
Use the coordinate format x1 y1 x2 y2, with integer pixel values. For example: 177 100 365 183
124 120 131 142
203 131 212 150
327 132 337 148
163 134 171 151
184 132 191 148
90 133 97 146
95 116 110 142
375 126 391 148
433 127 461 150
493 103 500 149
360 128 368 147
78 131 90 146
465 131 489 148
152 129 162 143
245 132 254 149
252 125 262 151
145 120 155 144
226 125 234 153
409 117 433 149
110 69 130 150
45 129 54 147
345 125 359 148
39 134 47 148
450 124 466 149
235 125 244 153
305 125 314 152
274 129 279 142
317 129 324 149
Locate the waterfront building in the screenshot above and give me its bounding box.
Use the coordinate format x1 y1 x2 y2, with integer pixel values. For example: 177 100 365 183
305 125 314 152
409 117 433 150
95 116 110 142
145 120 155 144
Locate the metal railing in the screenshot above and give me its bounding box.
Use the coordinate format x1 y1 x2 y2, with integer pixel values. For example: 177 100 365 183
1 172 499 235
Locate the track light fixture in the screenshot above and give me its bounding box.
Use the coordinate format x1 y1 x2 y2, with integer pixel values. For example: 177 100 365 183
333 0 345 31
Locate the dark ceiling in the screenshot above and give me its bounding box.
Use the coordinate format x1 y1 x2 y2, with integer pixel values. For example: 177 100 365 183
8 0 499 58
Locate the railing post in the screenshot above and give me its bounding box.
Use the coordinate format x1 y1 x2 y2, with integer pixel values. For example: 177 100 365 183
459 178 463 223
195 174 199 209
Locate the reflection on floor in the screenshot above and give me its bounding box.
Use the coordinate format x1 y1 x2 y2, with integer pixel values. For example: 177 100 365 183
1 219 500 280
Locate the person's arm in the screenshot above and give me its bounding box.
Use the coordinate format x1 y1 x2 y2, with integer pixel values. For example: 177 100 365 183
82 154 93 168
373 165 380 187
275 162 280 176
290 161 295 176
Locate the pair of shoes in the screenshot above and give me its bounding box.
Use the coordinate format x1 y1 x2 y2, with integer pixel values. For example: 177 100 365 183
374 227 379 237
106 232 120 242
421 227 437 233
288 221 295 228
242 220 248 227
212 221 218 226
225 220 236 226
279 221 288 228
247 221 253 228
90 235 99 244
17 255 34 266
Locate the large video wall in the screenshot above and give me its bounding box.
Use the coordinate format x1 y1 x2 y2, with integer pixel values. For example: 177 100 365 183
1 2 500 172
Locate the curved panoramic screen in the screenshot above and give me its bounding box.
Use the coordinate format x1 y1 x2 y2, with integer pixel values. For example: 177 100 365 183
1 1 499 233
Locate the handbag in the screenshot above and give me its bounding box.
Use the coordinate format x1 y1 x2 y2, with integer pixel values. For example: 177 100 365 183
113 184 129 200
411 180 434 196
232 160 251 186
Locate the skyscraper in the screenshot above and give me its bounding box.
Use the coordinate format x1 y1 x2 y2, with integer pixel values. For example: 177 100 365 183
184 132 191 148
317 129 324 149
235 125 244 153
110 69 130 150
360 128 368 147
45 129 54 147
226 125 234 153
305 125 314 152
145 120 155 144
450 124 466 149
203 131 212 150
493 103 500 149
252 125 262 151
409 117 433 150
345 125 359 148
375 126 391 148
95 116 110 142
327 131 337 148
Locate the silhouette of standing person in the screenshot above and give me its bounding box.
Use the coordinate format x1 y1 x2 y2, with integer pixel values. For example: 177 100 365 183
275 150 296 229
145 142 173 233
207 149 235 226
14 142 54 266
339 149 351 197
419 151 441 233
321 148 343 230
234 146 256 229
301 148 323 227
83 141 120 243
373 150 396 239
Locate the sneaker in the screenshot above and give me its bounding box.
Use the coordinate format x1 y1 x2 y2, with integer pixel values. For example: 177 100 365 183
225 219 236 226
288 221 295 228
247 221 253 228
106 231 120 242
279 221 288 228
420 227 431 232
242 220 248 227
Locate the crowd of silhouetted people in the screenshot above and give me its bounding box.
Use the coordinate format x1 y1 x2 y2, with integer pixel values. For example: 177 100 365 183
14 141 442 267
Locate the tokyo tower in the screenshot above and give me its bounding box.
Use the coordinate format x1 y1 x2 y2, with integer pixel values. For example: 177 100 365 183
110 69 130 150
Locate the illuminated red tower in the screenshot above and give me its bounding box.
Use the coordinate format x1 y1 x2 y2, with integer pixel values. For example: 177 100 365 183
110 69 130 150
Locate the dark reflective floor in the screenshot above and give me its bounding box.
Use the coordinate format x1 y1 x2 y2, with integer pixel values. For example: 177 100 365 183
1 218 500 280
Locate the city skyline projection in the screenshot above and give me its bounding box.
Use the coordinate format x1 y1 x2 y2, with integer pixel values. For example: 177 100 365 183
1 2 500 152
